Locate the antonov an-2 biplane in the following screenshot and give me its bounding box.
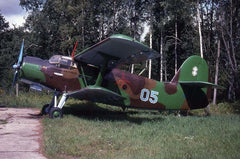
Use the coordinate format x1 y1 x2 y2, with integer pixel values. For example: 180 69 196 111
12 34 218 118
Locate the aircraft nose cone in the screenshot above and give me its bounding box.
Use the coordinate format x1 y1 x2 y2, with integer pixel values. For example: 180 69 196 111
13 64 20 69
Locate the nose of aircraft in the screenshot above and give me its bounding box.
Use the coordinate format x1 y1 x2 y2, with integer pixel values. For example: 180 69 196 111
20 56 46 83
12 39 24 87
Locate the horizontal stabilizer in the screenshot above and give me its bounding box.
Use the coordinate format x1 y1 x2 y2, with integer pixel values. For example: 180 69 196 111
68 86 125 106
179 81 224 89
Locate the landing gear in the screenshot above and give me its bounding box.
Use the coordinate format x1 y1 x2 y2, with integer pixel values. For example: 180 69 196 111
40 91 69 119
49 107 63 118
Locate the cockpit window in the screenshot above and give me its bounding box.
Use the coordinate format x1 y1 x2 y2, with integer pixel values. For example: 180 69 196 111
49 55 61 64
49 55 77 69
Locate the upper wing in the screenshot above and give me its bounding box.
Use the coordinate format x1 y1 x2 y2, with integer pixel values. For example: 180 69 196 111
68 86 126 106
74 34 160 67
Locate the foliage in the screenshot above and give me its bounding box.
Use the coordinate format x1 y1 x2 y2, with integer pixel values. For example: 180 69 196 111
0 1 239 101
0 15 26 89
0 13 9 31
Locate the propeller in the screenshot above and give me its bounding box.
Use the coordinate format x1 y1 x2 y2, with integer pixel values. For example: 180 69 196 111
12 39 24 88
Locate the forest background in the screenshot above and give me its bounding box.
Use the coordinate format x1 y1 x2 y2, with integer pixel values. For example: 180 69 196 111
0 0 239 103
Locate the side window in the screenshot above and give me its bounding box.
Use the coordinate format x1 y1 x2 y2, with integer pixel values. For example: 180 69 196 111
60 58 71 69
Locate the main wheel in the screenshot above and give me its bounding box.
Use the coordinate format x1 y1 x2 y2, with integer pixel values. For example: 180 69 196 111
49 107 63 119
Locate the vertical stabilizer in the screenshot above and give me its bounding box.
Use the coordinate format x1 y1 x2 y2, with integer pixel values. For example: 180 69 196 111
171 56 209 83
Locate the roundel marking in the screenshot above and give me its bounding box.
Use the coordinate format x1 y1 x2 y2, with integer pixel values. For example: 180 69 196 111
192 66 198 77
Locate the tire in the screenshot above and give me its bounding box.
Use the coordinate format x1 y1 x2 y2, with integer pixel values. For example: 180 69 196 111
41 104 50 115
49 107 63 119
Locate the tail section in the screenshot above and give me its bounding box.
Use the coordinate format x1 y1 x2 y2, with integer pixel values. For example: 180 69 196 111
172 56 212 109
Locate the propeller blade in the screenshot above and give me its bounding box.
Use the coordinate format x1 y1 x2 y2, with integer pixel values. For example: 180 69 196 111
12 70 18 87
11 39 24 93
17 39 24 66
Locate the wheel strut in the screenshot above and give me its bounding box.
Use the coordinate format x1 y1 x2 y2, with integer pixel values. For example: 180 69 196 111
49 92 69 118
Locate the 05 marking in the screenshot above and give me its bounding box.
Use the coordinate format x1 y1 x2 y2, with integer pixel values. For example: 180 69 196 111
140 88 159 104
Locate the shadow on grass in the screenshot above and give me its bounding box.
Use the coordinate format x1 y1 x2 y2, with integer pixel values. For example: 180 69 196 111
62 102 165 124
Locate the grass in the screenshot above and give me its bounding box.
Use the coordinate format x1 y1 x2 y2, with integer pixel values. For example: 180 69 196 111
0 91 52 108
42 101 240 159
42 108 240 159
1 91 240 159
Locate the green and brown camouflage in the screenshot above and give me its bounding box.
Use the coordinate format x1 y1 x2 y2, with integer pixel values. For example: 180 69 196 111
108 56 211 110
20 56 81 92
14 34 219 118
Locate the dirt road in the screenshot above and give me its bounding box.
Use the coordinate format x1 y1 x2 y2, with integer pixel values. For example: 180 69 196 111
0 108 46 159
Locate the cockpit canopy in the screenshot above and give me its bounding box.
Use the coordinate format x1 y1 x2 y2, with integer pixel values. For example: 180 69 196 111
49 55 77 69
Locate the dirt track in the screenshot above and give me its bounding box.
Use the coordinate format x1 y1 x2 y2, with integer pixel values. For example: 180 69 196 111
0 108 46 159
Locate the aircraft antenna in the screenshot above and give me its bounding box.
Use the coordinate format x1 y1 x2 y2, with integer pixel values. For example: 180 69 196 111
71 41 78 60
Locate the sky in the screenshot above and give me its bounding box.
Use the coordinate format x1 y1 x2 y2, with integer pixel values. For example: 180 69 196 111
0 0 28 28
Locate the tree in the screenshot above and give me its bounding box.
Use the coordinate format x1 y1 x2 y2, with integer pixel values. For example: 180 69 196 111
0 13 27 90
0 0 238 102
217 0 239 101
197 0 203 58
150 0 197 80
213 39 221 105
0 13 9 31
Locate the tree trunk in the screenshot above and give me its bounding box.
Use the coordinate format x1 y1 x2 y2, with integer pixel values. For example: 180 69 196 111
197 0 203 58
164 61 167 81
148 24 152 79
213 39 220 105
99 13 104 41
81 5 85 49
113 1 116 32
174 21 178 74
220 7 238 101
160 30 163 82
15 83 19 97
198 0 209 114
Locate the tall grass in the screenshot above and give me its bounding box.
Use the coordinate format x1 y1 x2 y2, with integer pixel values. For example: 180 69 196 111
0 91 51 108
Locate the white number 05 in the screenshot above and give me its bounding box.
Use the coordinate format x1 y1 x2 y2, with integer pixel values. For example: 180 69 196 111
140 89 159 104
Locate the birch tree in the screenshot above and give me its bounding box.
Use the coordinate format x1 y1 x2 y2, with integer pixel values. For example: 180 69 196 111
197 0 203 58
213 39 221 105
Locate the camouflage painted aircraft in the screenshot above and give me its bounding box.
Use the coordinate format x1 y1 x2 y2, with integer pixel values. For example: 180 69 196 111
12 34 219 118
